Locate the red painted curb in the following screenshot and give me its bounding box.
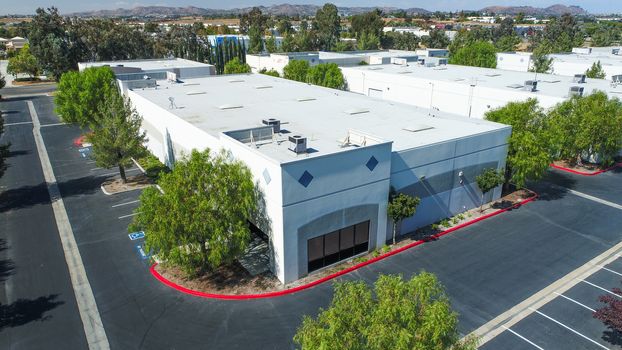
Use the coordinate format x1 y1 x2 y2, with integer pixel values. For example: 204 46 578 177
550 163 622 176
150 190 539 300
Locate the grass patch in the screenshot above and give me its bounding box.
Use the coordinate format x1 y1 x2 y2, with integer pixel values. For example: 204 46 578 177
136 153 169 180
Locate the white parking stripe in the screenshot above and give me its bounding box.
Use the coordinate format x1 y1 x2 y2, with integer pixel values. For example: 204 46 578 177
566 188 622 211
579 279 622 298
553 292 596 312
530 308 609 350
112 200 140 208
4 121 33 126
598 266 622 277
502 326 544 350
118 212 140 219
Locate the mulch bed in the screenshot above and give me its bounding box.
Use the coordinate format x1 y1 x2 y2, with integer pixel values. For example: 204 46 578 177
154 188 534 296
101 173 154 194
11 79 55 86
552 159 619 174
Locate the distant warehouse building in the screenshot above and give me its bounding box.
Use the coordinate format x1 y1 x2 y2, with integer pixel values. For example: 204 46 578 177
78 58 216 92
125 73 511 283
497 47 622 79
246 50 420 74
341 62 622 119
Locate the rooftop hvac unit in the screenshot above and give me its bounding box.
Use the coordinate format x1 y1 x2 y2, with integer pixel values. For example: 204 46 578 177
288 135 307 154
262 118 281 133
166 71 178 82
573 74 586 84
612 75 622 84
391 57 407 65
524 80 538 92
438 58 448 65
569 86 584 97
612 48 620 55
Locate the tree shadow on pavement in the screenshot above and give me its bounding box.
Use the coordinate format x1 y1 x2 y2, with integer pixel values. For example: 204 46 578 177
0 175 109 213
0 294 64 331
602 327 622 347
0 239 15 283
528 171 577 202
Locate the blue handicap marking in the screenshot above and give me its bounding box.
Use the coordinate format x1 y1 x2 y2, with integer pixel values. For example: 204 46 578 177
136 244 150 260
78 147 92 158
128 231 145 240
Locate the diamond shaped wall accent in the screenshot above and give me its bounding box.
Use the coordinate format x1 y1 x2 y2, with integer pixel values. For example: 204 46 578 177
298 171 314 188
262 168 271 184
366 156 379 171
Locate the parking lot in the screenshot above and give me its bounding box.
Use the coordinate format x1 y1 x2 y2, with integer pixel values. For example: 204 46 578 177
3 93 622 349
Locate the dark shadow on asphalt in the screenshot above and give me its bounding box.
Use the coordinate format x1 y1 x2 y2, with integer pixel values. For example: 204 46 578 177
528 171 578 202
603 327 622 347
8 149 30 157
0 175 109 213
0 239 15 283
0 294 64 331
0 110 20 115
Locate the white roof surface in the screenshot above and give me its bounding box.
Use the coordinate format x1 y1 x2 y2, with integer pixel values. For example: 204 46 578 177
79 58 212 71
131 73 508 163
318 50 419 60
342 63 622 99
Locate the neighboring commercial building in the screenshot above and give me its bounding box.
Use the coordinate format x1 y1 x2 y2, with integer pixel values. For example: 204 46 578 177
246 50 420 74
341 62 621 119
497 47 622 79
3 36 28 51
78 58 215 92
125 73 510 283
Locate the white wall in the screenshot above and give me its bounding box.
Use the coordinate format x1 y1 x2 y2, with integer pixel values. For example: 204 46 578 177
496 52 532 72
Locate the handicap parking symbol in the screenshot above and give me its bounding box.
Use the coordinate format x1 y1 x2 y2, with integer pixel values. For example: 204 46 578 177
78 147 92 158
136 244 151 260
128 231 145 240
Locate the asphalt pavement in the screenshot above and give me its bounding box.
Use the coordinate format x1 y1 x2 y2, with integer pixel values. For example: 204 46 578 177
2 92 622 349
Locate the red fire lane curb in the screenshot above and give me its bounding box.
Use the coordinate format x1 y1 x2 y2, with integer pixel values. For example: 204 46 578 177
550 163 622 176
150 190 539 300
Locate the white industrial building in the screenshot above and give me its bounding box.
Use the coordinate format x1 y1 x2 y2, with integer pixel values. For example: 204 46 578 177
341 62 622 119
78 58 216 93
246 50 420 74
497 47 622 79
124 73 510 283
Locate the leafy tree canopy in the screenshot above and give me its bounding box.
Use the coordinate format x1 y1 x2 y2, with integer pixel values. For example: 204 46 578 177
130 149 257 275
314 3 341 51
484 99 552 187
387 193 420 244
55 66 116 128
7 44 40 78
449 41 497 68
475 168 505 211
306 63 345 89
224 57 251 74
294 272 478 350
283 60 310 82
585 61 606 79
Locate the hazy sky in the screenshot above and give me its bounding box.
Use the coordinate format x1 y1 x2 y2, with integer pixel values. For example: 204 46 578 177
2 0 620 15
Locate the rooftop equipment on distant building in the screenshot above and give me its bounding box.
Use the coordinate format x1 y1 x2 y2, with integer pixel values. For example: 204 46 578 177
524 80 538 92
573 74 587 84
569 86 584 97
262 118 281 133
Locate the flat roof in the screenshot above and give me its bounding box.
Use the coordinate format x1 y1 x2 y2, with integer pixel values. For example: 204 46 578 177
79 58 213 71
498 50 622 67
342 63 622 99
318 50 418 60
130 73 507 163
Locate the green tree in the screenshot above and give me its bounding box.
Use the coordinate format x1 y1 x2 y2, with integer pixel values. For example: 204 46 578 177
529 47 553 73
265 35 278 53
485 99 552 188
381 32 420 51
7 44 40 78
259 68 280 77
55 66 117 128
387 193 420 244
314 3 341 51
306 63 345 89
549 91 622 166
449 41 497 68
350 10 384 39
475 168 505 212
334 40 355 52
529 13 583 54
276 19 293 36
585 61 606 79
495 35 520 52
241 7 268 54
28 7 76 80
143 21 160 33
130 149 256 275
283 60 310 82
356 32 380 51
294 273 479 350
87 91 147 183
422 29 451 49
223 57 251 74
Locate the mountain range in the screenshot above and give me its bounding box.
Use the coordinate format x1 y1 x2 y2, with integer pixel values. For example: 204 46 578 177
68 4 588 18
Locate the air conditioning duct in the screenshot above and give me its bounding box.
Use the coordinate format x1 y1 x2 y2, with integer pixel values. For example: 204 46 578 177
288 135 307 154
524 80 537 92
262 118 281 133
569 86 584 97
